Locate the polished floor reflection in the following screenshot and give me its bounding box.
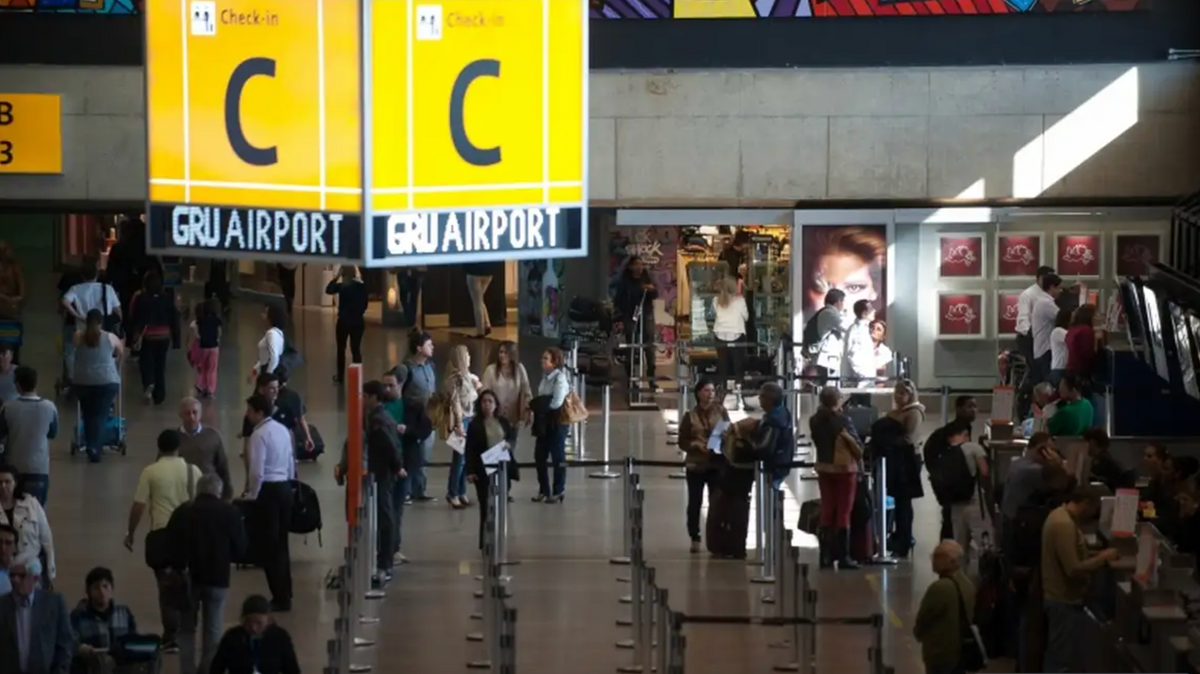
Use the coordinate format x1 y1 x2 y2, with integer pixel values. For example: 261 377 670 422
20 275 960 674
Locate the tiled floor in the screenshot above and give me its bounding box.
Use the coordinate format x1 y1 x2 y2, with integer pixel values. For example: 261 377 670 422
20 274 961 674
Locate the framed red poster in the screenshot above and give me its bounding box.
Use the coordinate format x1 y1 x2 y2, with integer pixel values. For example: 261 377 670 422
995 233 1044 278
1113 232 1163 278
996 290 1022 336
938 292 985 340
1055 233 1101 278
938 234 986 279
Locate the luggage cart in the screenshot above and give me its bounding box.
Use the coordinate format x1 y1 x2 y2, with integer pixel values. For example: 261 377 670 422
69 380 127 456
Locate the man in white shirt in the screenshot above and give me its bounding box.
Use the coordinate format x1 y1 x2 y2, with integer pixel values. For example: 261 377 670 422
1015 266 1056 362
61 257 122 327
1030 273 1065 384
244 393 296 612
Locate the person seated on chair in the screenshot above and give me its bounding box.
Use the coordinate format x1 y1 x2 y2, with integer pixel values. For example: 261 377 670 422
70 567 138 674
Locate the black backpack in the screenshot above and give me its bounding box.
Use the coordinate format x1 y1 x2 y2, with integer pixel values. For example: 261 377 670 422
927 442 978 506
801 307 833 356
290 480 323 544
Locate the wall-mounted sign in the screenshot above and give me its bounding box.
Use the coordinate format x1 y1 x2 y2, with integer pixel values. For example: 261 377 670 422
370 206 582 265
365 0 588 268
0 93 63 175
147 204 363 261
145 0 362 260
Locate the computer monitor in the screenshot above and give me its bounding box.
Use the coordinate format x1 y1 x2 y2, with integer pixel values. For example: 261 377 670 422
1169 302 1198 399
1141 284 1170 381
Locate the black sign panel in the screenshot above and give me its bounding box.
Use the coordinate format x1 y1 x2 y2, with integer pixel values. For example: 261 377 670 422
148 203 363 261
367 206 584 267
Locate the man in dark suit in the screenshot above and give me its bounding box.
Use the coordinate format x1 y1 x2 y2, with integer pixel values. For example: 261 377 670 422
0 558 74 674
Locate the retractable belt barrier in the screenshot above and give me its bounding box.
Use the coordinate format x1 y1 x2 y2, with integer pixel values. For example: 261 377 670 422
324 475 383 674
615 480 893 674
467 466 518 673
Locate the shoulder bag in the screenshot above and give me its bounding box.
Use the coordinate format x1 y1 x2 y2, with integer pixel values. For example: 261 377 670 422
953 579 988 672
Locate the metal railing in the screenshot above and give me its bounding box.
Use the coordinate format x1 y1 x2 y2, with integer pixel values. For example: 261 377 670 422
614 478 893 674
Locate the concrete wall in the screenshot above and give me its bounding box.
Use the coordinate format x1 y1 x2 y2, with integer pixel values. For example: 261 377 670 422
0 66 144 202
589 63 1200 204
2 62 1198 204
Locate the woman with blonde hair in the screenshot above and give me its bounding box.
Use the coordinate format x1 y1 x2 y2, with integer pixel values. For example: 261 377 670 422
442 344 481 508
712 275 749 406
481 341 532 424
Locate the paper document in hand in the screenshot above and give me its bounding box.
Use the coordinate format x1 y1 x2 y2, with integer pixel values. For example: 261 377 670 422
708 420 731 453
446 434 466 455
482 442 512 476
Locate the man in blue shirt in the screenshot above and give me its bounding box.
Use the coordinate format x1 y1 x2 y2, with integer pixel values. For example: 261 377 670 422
0 523 16 596
0 366 59 506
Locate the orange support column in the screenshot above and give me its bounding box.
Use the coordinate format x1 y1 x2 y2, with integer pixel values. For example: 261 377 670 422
346 363 364 538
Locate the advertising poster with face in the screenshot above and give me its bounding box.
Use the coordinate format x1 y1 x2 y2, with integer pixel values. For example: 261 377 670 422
996 233 1043 278
997 290 1021 336
1055 233 1101 278
938 292 984 339
608 227 680 364
800 225 887 325
519 260 566 338
938 234 985 279
1113 233 1162 277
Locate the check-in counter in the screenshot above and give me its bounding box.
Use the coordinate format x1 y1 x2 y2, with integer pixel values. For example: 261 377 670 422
1093 523 1200 673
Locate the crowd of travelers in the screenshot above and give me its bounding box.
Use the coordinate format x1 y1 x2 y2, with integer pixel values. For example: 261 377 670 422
787 264 1142 674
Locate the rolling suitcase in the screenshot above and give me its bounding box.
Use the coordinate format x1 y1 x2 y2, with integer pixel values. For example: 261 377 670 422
797 499 821 535
234 499 265 568
705 490 751 559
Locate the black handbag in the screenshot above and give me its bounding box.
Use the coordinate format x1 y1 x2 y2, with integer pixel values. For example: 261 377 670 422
955 580 988 671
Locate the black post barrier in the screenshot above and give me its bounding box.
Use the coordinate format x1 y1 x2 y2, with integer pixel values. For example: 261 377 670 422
612 460 638 567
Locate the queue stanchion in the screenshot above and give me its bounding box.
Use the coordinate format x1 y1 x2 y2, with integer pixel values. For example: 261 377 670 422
590 384 621 479
940 385 951 426
498 603 518 674
467 559 503 669
751 465 769 569
756 488 784 590
467 500 496 637
474 472 512 599
616 488 647 658
772 545 803 672
662 609 685 674
668 382 689 479
619 486 645 606
870 456 897 566
653 585 670 674
800 562 817 674
341 556 373 672
868 613 889 674
362 477 386 600
497 460 516 567
611 457 637 568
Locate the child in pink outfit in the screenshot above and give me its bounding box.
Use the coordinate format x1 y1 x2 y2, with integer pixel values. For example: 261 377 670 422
189 298 223 397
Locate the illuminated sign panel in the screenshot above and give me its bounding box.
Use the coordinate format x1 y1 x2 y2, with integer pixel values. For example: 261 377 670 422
0 94 63 175
366 0 588 266
145 0 588 267
145 0 362 261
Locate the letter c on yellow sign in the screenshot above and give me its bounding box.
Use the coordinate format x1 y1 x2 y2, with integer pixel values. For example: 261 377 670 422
449 59 501 167
224 57 279 167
